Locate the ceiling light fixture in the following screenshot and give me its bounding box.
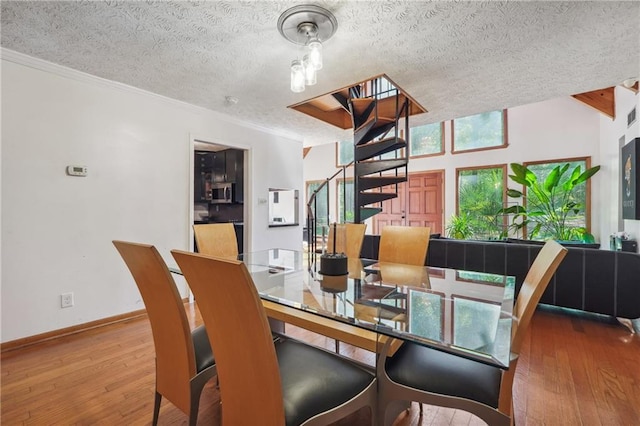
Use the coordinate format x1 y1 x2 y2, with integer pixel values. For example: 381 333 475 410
278 5 337 93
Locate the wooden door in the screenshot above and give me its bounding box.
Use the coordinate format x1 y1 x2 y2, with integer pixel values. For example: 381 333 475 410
405 172 444 234
372 171 444 235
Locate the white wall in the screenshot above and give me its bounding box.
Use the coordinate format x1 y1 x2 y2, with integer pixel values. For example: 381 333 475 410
1 52 303 342
599 86 640 240
304 96 608 239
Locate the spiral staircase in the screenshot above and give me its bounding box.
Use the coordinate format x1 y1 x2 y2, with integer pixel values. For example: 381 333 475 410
293 74 427 250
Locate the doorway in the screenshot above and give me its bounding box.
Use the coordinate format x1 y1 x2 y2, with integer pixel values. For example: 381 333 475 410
192 139 248 253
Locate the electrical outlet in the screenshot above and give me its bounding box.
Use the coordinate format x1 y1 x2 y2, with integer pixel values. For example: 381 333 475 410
61 292 74 308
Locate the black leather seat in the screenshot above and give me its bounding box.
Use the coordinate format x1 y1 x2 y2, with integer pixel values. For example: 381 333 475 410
191 325 215 373
276 339 375 426
376 240 568 426
385 343 501 408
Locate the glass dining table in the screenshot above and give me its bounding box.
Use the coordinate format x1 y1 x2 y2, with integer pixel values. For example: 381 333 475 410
237 248 516 369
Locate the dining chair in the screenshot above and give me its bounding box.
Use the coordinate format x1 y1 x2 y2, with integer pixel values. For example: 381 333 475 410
193 223 238 259
376 239 568 426
171 249 377 426
326 223 367 259
378 225 431 266
112 241 217 426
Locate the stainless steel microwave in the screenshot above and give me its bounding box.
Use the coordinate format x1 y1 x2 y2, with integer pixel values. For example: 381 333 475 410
210 182 234 204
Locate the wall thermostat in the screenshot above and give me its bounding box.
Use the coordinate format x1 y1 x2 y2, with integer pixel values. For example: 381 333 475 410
66 165 88 177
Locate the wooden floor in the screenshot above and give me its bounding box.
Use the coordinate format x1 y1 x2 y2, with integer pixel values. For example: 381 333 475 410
2 304 639 425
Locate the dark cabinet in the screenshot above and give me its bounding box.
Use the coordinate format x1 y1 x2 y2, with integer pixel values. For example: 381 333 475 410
225 149 244 203
194 149 244 203
212 152 227 183
194 151 213 202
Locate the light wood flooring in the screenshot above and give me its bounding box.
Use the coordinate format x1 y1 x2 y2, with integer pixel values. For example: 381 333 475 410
2 304 639 425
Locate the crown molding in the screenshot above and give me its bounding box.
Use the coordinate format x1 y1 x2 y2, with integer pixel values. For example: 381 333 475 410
0 48 302 142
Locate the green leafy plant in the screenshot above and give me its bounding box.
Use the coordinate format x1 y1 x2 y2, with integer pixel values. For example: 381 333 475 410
498 163 600 241
446 212 474 239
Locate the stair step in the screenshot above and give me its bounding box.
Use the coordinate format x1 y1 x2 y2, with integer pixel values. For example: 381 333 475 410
358 176 407 191
356 158 408 176
356 137 406 161
358 192 398 206
354 117 396 146
360 207 382 222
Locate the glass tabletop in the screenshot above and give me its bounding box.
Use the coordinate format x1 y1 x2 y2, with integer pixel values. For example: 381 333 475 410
239 249 515 369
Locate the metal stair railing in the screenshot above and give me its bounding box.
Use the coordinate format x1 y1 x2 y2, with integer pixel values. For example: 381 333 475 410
306 161 353 258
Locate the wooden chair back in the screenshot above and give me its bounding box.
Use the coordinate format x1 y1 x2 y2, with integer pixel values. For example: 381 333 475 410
511 239 567 355
112 241 195 414
171 250 285 426
379 225 431 266
497 239 567 415
193 223 238 259
326 223 367 259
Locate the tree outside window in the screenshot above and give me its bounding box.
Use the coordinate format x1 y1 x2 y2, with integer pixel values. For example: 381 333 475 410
409 122 444 157
452 110 506 153
457 166 506 239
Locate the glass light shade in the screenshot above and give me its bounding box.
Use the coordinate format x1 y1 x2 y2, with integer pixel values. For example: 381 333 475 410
303 55 317 86
307 38 323 70
290 59 305 93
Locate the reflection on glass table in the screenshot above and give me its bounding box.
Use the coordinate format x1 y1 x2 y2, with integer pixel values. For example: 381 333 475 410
239 250 515 369
376 268 515 367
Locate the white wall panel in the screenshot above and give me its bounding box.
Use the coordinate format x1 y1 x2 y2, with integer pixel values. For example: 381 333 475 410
1 58 302 342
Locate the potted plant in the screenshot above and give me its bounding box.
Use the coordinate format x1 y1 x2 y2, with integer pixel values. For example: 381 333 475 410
446 212 474 239
498 162 600 242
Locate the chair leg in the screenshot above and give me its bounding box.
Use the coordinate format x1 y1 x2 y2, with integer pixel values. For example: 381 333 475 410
335 339 340 353
419 402 423 416
152 391 162 426
189 379 206 426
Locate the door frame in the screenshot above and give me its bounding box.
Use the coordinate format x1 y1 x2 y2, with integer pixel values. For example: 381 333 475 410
189 133 251 253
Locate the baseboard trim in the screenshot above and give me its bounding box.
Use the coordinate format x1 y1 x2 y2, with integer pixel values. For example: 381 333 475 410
1 298 193 354
1 308 148 354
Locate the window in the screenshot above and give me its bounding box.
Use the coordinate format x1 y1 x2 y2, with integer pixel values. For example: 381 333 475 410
409 122 444 157
337 179 355 223
336 140 354 167
456 165 506 239
523 158 591 239
452 110 507 153
306 180 329 235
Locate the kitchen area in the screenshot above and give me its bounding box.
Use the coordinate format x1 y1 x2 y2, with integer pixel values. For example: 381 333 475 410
194 143 245 252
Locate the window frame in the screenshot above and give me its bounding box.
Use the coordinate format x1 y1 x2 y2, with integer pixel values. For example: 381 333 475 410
336 177 355 224
451 109 508 154
305 179 330 234
455 164 508 239
408 122 445 159
335 140 355 168
521 156 593 238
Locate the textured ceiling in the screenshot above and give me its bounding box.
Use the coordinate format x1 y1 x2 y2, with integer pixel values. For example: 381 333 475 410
2 1 639 146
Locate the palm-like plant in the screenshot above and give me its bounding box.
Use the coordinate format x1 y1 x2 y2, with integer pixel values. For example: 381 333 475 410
446 212 474 239
498 162 600 241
